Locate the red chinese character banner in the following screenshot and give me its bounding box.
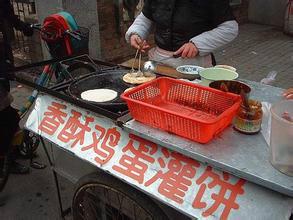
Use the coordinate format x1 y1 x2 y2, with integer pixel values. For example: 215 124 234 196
25 95 291 220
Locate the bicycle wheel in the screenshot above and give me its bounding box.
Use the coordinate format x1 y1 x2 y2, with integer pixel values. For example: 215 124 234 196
63 60 97 80
17 130 40 158
72 172 169 220
0 154 10 192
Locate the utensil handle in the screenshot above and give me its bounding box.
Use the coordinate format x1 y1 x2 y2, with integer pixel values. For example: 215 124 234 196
131 48 140 71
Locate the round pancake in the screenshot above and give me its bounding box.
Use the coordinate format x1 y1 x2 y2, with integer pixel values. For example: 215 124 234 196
123 72 156 85
124 87 135 93
81 89 118 102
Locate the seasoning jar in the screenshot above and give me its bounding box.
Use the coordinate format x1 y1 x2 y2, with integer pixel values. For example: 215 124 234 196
233 99 263 134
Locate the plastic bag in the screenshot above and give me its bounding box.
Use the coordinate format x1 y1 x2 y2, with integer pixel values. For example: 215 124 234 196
261 102 272 147
260 71 278 85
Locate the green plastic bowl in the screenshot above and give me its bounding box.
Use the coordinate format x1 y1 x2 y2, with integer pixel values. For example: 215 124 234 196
199 67 239 86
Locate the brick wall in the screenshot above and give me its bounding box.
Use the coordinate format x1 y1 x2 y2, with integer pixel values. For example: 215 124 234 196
232 0 249 24
97 1 249 63
97 0 133 62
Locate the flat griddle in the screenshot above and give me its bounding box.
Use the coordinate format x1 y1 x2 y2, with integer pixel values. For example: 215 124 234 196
68 70 134 111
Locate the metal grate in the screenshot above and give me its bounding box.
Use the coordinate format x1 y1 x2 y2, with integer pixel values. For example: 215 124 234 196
11 0 37 61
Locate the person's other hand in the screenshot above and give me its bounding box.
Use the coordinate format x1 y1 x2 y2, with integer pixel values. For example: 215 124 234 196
22 23 34 36
130 34 150 53
174 42 198 58
283 88 293 99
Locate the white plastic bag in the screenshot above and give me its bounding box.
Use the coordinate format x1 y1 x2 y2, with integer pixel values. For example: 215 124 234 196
261 102 272 146
260 71 278 85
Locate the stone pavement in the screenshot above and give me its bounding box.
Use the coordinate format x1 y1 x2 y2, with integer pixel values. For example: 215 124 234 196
214 23 293 89
0 87 74 220
0 23 292 220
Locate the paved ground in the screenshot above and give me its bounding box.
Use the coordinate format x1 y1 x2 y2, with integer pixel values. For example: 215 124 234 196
0 85 74 220
0 23 292 220
214 23 293 89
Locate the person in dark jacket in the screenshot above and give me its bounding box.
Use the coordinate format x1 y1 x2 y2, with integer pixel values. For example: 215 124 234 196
0 0 33 175
125 0 238 68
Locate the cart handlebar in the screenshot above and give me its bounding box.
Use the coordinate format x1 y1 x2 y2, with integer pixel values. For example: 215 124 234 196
0 55 82 80
31 23 83 41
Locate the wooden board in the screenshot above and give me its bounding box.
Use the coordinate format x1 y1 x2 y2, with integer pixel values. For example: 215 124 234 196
119 58 185 79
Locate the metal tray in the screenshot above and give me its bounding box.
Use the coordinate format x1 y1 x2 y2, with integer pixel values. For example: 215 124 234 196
123 80 293 197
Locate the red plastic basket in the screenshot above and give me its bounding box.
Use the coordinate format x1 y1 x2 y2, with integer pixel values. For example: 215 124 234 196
121 77 242 143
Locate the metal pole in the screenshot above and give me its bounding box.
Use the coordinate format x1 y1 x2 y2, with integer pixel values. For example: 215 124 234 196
40 137 65 219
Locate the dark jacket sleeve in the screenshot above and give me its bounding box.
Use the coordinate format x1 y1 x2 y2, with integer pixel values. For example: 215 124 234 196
211 0 235 27
142 0 153 20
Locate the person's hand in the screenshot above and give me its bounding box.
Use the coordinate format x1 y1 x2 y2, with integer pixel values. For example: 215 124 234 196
130 34 150 53
21 23 34 37
283 88 293 99
174 42 198 58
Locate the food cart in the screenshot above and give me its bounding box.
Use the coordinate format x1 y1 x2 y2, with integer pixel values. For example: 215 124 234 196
21 61 292 220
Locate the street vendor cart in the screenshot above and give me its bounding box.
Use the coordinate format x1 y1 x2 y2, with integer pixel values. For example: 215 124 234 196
0 9 289 220
19 59 293 220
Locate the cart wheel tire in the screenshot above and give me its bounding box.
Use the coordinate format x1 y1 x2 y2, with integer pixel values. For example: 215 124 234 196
72 172 169 220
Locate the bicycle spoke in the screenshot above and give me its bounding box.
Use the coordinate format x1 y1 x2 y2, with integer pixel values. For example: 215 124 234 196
133 203 137 220
84 189 100 219
73 183 155 220
116 192 124 220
